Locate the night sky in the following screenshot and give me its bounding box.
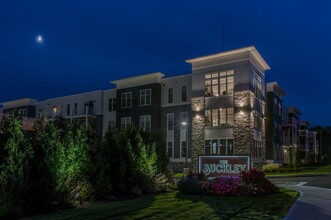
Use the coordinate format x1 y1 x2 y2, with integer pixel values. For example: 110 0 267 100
1 1 331 126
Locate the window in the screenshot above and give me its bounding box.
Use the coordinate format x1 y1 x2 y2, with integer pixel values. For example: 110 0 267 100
74 103 78 115
253 71 263 99
278 103 282 116
274 98 278 112
168 88 173 103
205 139 234 155
121 92 132 108
167 142 173 158
254 111 262 129
140 115 151 131
120 117 131 130
167 113 174 131
140 89 151 106
205 108 234 127
67 104 71 116
108 98 116 112
181 85 187 102
18 109 26 117
205 70 234 97
180 112 188 124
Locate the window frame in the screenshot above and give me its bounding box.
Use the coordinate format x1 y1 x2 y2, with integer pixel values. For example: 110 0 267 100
121 92 132 109
140 89 151 106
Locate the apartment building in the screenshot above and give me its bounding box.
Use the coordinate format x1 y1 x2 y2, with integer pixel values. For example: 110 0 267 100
282 107 301 163
265 82 286 162
0 46 272 170
0 98 37 130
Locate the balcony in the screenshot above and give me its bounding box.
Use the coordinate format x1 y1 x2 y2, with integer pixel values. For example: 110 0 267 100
41 107 96 120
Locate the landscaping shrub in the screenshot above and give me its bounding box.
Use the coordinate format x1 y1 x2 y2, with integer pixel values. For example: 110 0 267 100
103 126 159 196
177 177 202 194
202 176 240 196
0 113 33 218
240 169 279 195
178 169 279 197
262 163 283 173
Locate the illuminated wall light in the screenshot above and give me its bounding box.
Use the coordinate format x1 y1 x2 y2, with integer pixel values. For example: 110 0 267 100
239 110 244 115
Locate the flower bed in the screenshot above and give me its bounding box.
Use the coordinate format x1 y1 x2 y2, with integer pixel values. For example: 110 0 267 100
177 169 279 196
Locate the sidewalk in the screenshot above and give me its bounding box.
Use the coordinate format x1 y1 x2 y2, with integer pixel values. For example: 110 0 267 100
280 184 331 220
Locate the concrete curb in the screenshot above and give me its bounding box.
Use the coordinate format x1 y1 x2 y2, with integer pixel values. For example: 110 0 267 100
283 190 302 220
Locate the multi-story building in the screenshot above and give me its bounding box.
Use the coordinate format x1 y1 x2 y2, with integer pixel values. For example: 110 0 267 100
0 98 37 131
282 106 301 163
299 121 310 161
265 82 286 162
0 46 271 170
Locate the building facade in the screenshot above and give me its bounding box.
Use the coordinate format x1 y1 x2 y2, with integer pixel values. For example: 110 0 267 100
9 46 323 169
265 82 286 162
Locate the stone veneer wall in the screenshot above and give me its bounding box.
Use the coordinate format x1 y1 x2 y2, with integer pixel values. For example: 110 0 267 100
233 92 253 155
233 91 266 161
191 97 205 171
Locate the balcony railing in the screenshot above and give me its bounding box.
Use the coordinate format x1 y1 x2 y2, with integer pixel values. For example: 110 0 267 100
41 107 96 119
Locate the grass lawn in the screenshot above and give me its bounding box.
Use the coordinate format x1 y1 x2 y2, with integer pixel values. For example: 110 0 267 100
22 188 298 220
266 164 331 177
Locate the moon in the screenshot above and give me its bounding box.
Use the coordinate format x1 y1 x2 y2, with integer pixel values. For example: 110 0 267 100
36 35 44 44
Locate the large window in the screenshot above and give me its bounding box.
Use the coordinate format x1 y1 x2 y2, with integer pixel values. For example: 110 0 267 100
205 70 234 97
140 89 151 106
168 88 173 103
121 92 132 109
205 139 234 155
254 111 262 129
205 108 234 127
108 98 116 112
140 115 151 131
253 71 263 99
120 117 131 130
181 85 187 102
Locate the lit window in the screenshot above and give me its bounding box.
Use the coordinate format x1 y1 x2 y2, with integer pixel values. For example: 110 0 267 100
205 108 234 127
140 89 151 106
204 70 234 97
205 139 234 155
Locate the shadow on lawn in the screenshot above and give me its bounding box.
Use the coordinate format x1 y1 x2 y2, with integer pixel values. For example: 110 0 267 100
174 190 297 219
22 194 157 220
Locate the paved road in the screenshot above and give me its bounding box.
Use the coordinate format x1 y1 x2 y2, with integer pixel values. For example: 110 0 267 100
280 184 331 220
269 174 331 189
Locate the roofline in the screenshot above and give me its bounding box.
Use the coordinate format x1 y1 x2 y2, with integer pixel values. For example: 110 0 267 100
0 98 38 106
39 90 103 102
111 72 165 84
267 82 286 96
185 46 270 71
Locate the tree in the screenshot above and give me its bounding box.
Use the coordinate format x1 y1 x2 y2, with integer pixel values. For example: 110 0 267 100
0 113 33 218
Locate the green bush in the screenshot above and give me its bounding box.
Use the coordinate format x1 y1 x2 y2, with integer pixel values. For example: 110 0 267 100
101 126 159 196
262 163 283 172
0 113 33 218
